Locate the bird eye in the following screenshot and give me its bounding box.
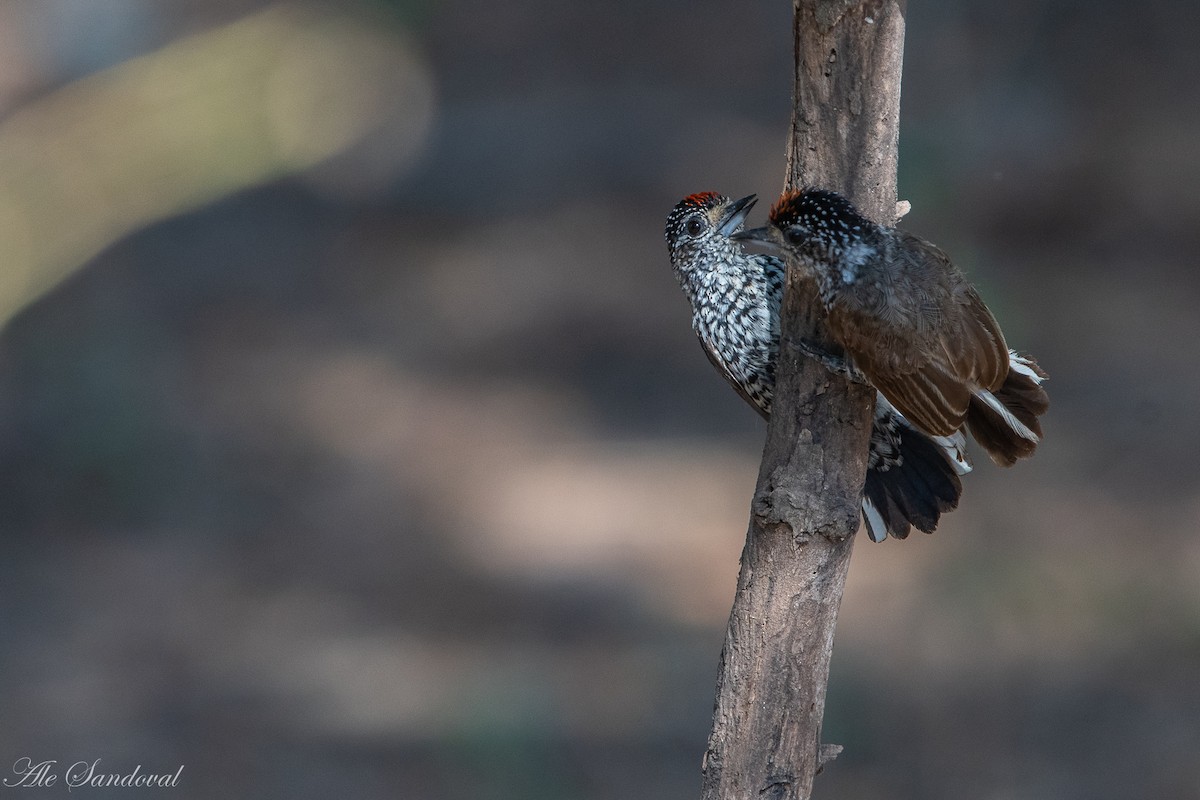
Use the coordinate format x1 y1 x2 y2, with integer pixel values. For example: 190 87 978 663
685 216 706 237
785 226 807 246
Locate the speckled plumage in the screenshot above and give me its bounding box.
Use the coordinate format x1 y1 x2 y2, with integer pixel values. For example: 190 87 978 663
664 193 783 417
665 192 970 542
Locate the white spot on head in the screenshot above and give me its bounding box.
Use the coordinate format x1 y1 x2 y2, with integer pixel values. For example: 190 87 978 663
844 240 875 266
838 240 876 283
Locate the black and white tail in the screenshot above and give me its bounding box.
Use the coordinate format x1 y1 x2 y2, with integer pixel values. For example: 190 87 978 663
860 396 971 543
966 351 1050 467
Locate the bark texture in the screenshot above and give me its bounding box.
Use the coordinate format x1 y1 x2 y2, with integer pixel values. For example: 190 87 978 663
699 2 906 798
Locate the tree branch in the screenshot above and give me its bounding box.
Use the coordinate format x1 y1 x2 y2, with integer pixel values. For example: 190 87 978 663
699 2 906 798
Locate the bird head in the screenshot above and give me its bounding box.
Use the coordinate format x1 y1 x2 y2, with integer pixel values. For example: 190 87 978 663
664 192 757 275
733 188 871 262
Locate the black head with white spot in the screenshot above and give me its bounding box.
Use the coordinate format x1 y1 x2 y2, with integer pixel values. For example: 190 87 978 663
733 189 883 294
767 189 872 257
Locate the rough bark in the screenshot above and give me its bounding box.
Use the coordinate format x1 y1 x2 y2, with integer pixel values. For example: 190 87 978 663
699 2 906 799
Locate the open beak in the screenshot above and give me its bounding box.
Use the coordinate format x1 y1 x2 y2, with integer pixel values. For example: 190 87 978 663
714 194 757 237
731 225 780 253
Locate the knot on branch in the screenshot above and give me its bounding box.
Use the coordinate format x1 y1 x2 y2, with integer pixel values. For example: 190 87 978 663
752 461 860 545
810 0 854 34
817 743 843 773
756 747 842 800
760 774 794 798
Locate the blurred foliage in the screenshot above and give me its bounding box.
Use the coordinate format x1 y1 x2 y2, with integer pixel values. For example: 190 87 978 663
0 3 433 329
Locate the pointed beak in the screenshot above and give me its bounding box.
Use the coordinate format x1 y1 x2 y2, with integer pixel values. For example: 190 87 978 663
730 225 780 253
714 194 757 237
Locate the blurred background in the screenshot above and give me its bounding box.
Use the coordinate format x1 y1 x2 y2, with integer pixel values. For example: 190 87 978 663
1 0 1198 798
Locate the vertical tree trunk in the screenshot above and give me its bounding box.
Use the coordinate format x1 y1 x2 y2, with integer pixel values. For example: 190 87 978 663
699 2 906 799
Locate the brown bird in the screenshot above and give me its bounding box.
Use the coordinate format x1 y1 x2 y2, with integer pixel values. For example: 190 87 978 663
664 192 969 542
734 188 1048 467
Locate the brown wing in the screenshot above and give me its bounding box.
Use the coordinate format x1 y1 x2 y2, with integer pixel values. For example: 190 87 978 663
851 335 971 436
951 283 1009 392
827 234 1010 437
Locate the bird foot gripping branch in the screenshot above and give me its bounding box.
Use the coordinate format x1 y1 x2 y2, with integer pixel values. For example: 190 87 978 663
784 337 868 385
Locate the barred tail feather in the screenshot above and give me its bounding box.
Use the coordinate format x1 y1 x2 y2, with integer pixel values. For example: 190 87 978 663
891 423 966 526
876 394 974 476
932 431 973 476
860 414 966 542
860 493 893 543
967 350 1050 467
1009 351 1048 383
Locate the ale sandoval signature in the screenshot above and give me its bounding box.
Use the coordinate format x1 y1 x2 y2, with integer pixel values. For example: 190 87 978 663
4 758 184 789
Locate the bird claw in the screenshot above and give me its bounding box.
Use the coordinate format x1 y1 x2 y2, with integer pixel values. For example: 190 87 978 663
786 338 870 385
